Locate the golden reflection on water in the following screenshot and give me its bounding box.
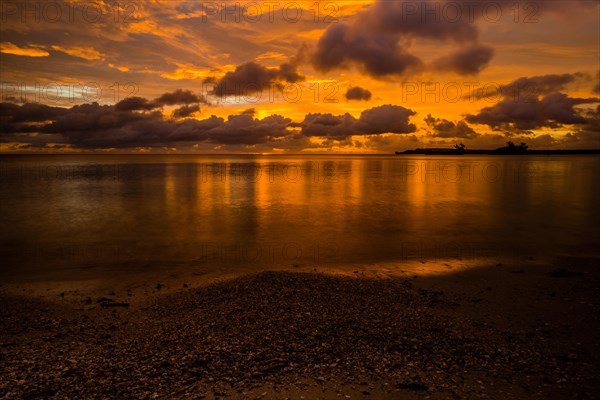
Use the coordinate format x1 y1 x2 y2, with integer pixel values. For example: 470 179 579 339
1 155 599 283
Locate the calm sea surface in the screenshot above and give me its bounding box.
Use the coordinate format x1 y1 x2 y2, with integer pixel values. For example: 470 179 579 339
1 154 599 281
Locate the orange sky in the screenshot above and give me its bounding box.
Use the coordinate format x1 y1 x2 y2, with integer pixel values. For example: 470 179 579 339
0 0 599 152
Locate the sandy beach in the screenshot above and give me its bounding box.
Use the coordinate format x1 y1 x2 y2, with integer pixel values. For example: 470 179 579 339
1 256 599 399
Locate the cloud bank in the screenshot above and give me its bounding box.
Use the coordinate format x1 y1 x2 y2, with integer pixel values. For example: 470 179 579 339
467 74 599 132
424 114 477 138
345 87 373 101
1 96 418 149
293 105 416 139
311 0 493 78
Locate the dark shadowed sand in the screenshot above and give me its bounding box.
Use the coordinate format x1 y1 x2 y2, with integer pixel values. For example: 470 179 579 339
1 257 599 399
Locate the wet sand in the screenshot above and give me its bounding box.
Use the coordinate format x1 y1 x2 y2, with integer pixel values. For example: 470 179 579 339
1 256 599 399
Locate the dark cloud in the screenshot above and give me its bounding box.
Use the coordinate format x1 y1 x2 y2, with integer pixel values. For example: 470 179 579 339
345 87 372 101
156 89 203 105
0 102 70 134
295 105 416 139
277 61 305 84
172 104 200 118
1 98 419 149
312 23 424 77
360 0 479 41
502 74 583 98
0 102 67 123
291 113 357 138
424 114 477 138
115 97 160 112
359 105 417 134
432 44 494 75
562 106 600 147
466 73 600 133
211 60 305 97
0 95 291 148
206 114 291 145
471 73 585 101
311 0 598 79
312 0 492 78
116 89 204 112
467 92 598 131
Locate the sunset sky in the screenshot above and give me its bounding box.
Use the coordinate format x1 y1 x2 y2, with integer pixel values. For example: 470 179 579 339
1 0 599 153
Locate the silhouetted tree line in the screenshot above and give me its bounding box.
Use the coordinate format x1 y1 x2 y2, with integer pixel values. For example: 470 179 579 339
452 141 529 154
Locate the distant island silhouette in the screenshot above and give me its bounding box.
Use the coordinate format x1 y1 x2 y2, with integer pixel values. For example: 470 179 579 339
397 142 600 155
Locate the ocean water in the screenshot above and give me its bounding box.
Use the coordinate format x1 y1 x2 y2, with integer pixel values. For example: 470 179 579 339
1 154 599 281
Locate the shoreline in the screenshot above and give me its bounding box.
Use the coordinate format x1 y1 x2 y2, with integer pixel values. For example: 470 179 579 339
0 255 574 303
1 257 599 399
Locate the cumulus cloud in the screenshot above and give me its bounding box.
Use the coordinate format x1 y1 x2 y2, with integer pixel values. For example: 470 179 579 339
424 114 477 138
310 0 599 79
115 97 160 112
172 104 200 118
1 98 419 149
0 94 290 148
465 73 600 133
503 74 583 97
0 102 67 123
359 105 417 134
211 58 305 97
312 23 424 77
345 87 372 101
156 89 204 105
294 105 416 139
467 86 599 132
562 105 600 147
114 89 205 112
471 73 586 101
432 44 494 75
311 0 493 78
206 114 291 145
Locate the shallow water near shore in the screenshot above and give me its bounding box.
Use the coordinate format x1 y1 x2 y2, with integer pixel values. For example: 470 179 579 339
1 154 599 285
